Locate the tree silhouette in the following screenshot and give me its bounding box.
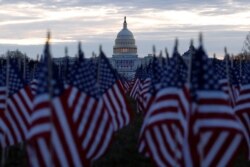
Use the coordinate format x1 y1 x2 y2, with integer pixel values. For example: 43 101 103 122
242 32 250 58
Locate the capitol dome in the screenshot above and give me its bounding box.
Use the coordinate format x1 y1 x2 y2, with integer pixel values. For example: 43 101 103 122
113 16 137 55
117 26 134 39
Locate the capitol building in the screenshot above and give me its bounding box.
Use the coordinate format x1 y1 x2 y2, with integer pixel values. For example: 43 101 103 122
110 17 152 78
53 17 153 78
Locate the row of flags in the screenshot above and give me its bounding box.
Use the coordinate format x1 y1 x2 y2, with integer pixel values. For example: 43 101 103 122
0 32 249 166
130 36 250 166
0 33 131 167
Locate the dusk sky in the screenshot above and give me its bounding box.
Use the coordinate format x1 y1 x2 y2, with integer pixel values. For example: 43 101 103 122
0 0 250 59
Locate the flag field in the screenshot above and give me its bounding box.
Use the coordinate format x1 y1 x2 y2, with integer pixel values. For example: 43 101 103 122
0 96 249 167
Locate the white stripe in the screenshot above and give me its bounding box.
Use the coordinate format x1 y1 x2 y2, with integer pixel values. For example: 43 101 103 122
157 87 178 97
72 93 87 122
194 120 241 134
130 79 140 98
0 87 6 91
0 118 14 146
38 138 51 167
28 124 51 139
178 88 189 115
6 111 22 143
113 84 130 125
199 105 232 114
149 99 178 114
183 131 193 167
30 108 50 122
7 99 27 137
68 87 78 108
52 126 69 167
243 113 250 134
153 126 175 165
0 104 5 109
240 84 250 90
197 91 227 100
34 94 50 106
83 100 103 148
77 98 96 136
162 125 177 155
145 130 165 167
148 113 180 125
172 124 184 159
217 134 242 166
203 132 228 167
107 88 124 128
27 145 40 167
0 94 6 99
103 94 118 130
177 107 187 134
138 140 145 153
20 88 33 110
53 98 82 166
93 121 113 160
14 92 31 125
237 93 250 102
198 132 212 161
234 103 250 112
87 111 108 158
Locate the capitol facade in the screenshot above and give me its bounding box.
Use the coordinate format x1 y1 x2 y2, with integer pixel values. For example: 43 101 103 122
53 17 153 78
110 17 152 78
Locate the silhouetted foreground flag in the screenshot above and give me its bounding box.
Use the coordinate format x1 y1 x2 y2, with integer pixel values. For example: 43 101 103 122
27 35 89 167
215 52 238 108
0 58 33 147
139 37 244 167
67 55 113 161
234 60 250 159
185 38 244 166
99 51 131 131
139 44 188 166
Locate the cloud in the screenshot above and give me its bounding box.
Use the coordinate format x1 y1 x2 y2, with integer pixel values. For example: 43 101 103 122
0 0 249 58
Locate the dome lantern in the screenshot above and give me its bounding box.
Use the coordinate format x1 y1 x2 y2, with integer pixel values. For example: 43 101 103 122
113 17 137 55
123 16 127 29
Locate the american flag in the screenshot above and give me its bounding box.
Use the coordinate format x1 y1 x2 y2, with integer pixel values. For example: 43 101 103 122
187 43 244 166
0 65 7 145
215 56 238 107
136 56 162 114
137 77 151 113
118 75 131 93
1 59 33 146
130 77 140 99
130 66 148 100
234 60 250 159
99 51 131 131
68 59 114 161
139 46 187 166
0 65 6 111
27 38 89 167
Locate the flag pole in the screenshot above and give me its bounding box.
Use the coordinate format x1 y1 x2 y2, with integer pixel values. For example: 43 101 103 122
240 54 242 79
20 55 26 152
164 47 169 65
23 55 26 82
97 45 102 85
46 31 54 167
187 39 193 86
224 47 234 107
173 38 180 166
